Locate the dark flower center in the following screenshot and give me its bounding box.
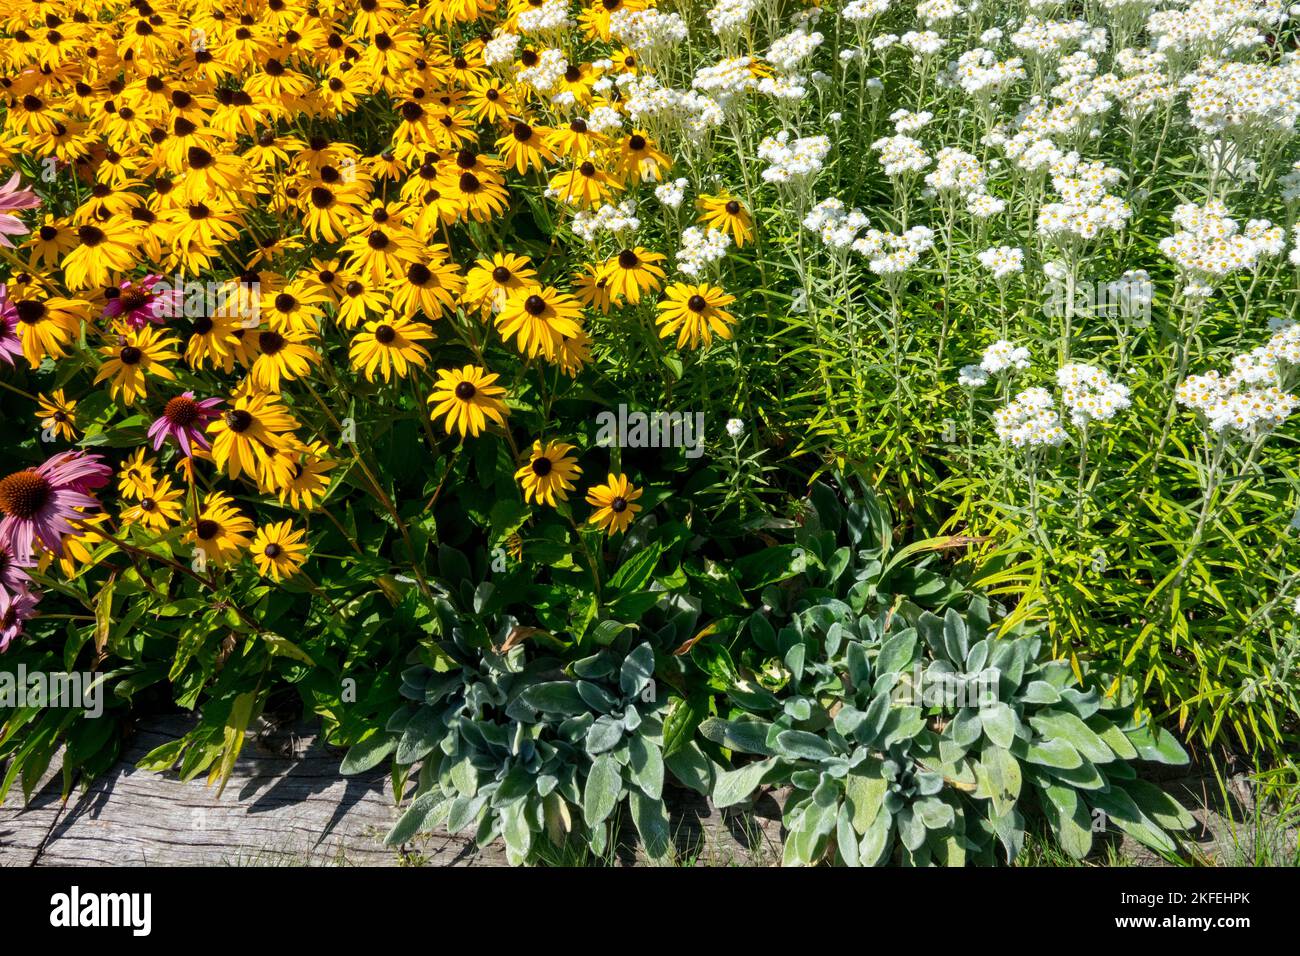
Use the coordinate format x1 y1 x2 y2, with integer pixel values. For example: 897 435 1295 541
310 186 334 209
263 542 282 558
77 225 105 247
195 518 219 539
139 497 157 512
0 470 51 519
367 230 389 250
454 381 476 400
687 294 707 312
492 266 512 283
513 122 533 142
274 293 296 312
224 409 253 432
192 315 213 335
569 119 587 133
458 172 480 193
610 496 627 513
119 345 143 364
617 249 638 269
524 294 547 316
38 225 58 240
15 300 46 323
408 263 431 284
258 330 285 354
628 134 646 151
374 324 396 344
725 200 741 214
531 457 552 476
579 161 595 176
164 395 199 426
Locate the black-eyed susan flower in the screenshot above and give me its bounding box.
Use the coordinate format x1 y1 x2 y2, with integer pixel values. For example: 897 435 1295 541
428 364 510 438
549 160 621 209
389 258 464 321
11 292 88 365
120 476 184 532
349 314 432 382
600 247 666 305
497 285 583 360
546 118 609 163
207 391 298 483
248 326 320 392
93 325 181 406
186 492 253 567
463 252 536 315
264 440 335 512
117 448 157 501
656 282 738 349
612 131 671 183
585 473 643 534
184 311 241 373
36 390 77 442
696 192 754 247
496 121 558 175
251 519 308 582
515 440 582 507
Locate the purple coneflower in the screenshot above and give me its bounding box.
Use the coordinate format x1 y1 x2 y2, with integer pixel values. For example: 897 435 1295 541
148 392 223 457
0 172 39 249
0 451 112 561
0 286 21 366
0 585 40 653
0 540 32 597
102 275 183 329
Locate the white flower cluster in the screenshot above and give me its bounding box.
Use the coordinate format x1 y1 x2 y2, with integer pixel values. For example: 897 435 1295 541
692 57 760 106
707 0 758 36
482 32 520 67
758 131 832 184
852 225 935 274
803 198 870 249
586 105 623 134
516 0 574 35
767 26 824 72
654 177 690 209
995 387 1069 447
516 48 568 93
843 0 892 20
916 0 966 25
952 48 1027 96
1056 363 1131 425
981 339 1033 373
1181 58 1300 137
1036 153 1131 242
978 245 1026 279
900 30 948 56
1159 200 1284 282
676 226 732 277
610 8 689 52
890 109 934 133
1177 371 1298 435
623 75 724 134
872 134 931 176
1146 0 1284 55
1009 16 1103 60
571 201 641 242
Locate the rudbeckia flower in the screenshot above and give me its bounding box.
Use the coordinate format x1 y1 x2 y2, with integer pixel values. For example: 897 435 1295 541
656 283 738 349
348 315 433 382
428 365 510 438
496 285 584 360
36 390 78 442
206 391 299 483
600 247 666 305
515 440 583 507
120 476 184 532
585 473 643 534
251 520 309 582
696 192 754 247
186 492 253 567
93 325 181 406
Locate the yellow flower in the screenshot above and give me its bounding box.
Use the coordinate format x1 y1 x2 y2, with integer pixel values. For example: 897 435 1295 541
207 391 298 484
264 441 336 512
463 252 536 315
696 192 754 247
496 285 583 360
251 520 308 582
656 283 738 350
248 326 320 392
599 247 666 305
120 475 184 532
117 448 157 501
428 365 510 438
93 325 180 406
585 473 643 535
186 492 253 567
515 440 582 507
36 389 77 441
348 315 432 382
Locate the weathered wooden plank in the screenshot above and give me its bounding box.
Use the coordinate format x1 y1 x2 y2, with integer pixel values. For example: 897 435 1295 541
0 715 782 866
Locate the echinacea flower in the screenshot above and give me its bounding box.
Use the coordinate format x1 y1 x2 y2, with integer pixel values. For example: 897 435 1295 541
103 275 184 330
0 585 40 653
251 520 308 582
148 392 223 457
515 440 582 507
0 289 21 366
0 451 112 561
585 473 643 535
0 172 40 248
0 540 32 596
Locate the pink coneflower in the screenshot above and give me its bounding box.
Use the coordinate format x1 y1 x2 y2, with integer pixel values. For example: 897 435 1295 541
0 585 40 653
0 287 20 366
148 391 223 456
0 172 39 249
102 275 183 329
0 451 112 561
0 540 32 597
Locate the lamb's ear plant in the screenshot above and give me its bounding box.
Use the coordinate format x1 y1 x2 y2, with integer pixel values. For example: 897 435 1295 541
700 481 1194 866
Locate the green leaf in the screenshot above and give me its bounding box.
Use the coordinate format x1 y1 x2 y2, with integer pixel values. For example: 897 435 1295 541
609 544 663 593
775 729 835 761
627 734 664 799
385 791 447 845
583 753 623 826
1029 710 1113 763
699 716 775 756
521 681 589 716
619 643 655 698
712 757 777 808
